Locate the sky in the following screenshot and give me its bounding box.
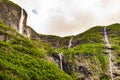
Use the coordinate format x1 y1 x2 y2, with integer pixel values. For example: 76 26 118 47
10 0 120 37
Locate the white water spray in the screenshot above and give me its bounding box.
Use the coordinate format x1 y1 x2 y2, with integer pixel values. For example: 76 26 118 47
19 9 25 34
104 26 114 80
68 37 73 49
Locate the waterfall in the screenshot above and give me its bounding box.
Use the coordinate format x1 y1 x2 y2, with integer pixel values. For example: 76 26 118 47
104 26 114 80
59 52 63 70
68 37 73 49
19 9 25 34
56 41 63 70
104 27 111 48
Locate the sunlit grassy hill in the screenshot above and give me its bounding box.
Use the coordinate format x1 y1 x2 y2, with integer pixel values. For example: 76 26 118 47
0 21 72 80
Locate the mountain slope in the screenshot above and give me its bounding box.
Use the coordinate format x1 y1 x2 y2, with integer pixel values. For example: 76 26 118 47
0 21 72 80
43 25 120 80
54 26 109 80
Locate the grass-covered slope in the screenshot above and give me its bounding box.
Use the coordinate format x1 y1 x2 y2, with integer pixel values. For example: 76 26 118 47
0 21 72 80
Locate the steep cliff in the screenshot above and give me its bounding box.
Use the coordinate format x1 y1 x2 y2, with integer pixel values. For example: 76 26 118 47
0 0 27 35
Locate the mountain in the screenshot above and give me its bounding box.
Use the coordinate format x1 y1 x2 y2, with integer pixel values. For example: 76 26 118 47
0 0 120 80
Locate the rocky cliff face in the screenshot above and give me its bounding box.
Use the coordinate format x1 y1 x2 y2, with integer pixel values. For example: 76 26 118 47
0 0 27 35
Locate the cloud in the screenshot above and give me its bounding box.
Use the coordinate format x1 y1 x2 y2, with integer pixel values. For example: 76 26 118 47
32 9 38 14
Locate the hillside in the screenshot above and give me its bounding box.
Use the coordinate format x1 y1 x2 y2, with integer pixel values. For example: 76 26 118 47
0 21 72 80
51 26 109 80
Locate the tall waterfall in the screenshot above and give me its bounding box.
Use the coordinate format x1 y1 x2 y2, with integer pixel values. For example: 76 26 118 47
68 37 73 49
19 9 25 34
104 26 114 80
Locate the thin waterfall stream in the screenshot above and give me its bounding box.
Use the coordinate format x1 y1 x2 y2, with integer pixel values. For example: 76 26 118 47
58 37 73 70
19 9 25 34
104 26 114 80
68 37 73 49
56 41 63 70
59 52 63 70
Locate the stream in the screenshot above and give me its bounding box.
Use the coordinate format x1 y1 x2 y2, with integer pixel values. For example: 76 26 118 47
104 26 114 80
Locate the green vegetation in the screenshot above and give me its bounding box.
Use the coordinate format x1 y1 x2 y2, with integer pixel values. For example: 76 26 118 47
0 21 72 80
73 26 103 44
100 74 110 80
62 26 107 68
53 26 108 79
63 43 106 69
80 27 103 43
107 24 120 65
64 43 103 55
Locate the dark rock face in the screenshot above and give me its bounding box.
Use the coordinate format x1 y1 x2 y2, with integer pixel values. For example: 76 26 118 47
62 62 75 74
0 0 27 35
78 66 91 77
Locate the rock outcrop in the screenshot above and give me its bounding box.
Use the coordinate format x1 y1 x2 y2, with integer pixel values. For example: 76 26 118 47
0 0 27 35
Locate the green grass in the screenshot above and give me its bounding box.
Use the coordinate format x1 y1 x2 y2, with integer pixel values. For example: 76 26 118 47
107 24 120 66
0 21 72 80
63 43 106 69
74 26 103 44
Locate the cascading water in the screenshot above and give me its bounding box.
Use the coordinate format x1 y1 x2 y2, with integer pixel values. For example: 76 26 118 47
19 9 25 34
104 26 114 80
56 41 63 70
68 37 73 49
59 52 63 70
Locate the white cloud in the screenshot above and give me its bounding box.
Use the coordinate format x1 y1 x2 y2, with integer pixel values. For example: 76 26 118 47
10 0 120 37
